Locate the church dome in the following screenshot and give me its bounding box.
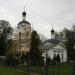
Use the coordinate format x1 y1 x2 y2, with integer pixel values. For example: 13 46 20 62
17 10 31 27
51 28 54 33
18 20 30 25
22 11 26 16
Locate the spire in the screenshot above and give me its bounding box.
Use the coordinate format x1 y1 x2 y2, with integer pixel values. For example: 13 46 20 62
22 6 26 20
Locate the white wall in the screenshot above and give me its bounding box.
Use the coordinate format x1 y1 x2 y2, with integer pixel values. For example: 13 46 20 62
42 44 67 62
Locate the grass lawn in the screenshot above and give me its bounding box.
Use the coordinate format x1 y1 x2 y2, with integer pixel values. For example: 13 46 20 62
19 63 74 75
0 65 26 75
0 63 74 75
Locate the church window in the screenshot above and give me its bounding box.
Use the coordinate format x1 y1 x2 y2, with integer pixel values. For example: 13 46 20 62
62 54 63 59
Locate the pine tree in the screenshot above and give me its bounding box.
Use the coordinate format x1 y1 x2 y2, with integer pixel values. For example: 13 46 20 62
30 30 42 65
56 54 60 63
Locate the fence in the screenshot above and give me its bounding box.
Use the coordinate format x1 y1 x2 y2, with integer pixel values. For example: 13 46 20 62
5 61 75 75
0 56 75 75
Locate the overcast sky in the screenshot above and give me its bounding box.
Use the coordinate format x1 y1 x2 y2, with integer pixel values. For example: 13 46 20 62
0 0 75 38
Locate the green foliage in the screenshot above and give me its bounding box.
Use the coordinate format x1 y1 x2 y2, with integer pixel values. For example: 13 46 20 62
17 63 74 75
47 57 51 64
0 34 6 55
53 55 56 63
30 30 42 65
0 24 13 55
0 65 25 75
3 26 13 39
6 39 13 50
56 54 60 62
64 29 75 61
53 54 60 63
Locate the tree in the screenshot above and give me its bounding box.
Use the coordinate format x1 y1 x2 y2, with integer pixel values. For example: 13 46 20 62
3 26 13 40
0 21 13 55
47 56 51 64
0 34 6 55
6 39 15 54
53 54 60 63
30 30 42 65
53 55 57 64
56 54 60 63
62 28 75 61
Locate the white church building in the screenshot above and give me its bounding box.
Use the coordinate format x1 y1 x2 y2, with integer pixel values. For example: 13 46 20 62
40 28 67 62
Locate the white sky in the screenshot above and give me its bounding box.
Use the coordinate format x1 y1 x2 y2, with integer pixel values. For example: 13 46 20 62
0 0 75 38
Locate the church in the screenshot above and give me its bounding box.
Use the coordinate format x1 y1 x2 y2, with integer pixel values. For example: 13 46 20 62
12 8 67 63
40 28 67 62
12 9 31 54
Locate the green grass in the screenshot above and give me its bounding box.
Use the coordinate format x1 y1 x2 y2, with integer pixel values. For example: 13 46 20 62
18 63 74 75
0 63 74 75
0 65 26 75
